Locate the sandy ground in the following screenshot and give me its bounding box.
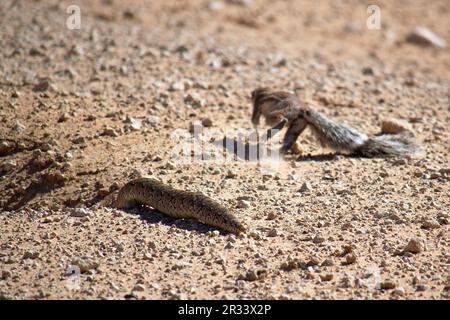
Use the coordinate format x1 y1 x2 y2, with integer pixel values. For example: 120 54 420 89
0 0 449 300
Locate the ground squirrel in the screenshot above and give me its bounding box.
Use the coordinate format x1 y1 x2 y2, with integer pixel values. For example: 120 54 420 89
114 177 245 234
251 87 424 157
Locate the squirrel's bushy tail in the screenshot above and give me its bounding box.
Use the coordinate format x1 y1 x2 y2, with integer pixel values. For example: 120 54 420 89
356 134 424 158
307 110 424 158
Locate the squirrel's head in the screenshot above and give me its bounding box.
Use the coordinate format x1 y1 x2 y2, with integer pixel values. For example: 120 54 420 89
250 87 270 104
250 87 271 126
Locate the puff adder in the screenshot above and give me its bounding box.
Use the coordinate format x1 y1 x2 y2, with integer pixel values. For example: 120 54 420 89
115 177 245 234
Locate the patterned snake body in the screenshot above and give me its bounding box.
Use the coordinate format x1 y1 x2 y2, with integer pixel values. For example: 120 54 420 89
116 178 245 234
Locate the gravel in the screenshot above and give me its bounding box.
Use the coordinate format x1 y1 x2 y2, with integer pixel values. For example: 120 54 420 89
0 0 447 301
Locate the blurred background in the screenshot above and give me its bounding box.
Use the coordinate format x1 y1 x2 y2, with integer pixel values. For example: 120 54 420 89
1 0 449 79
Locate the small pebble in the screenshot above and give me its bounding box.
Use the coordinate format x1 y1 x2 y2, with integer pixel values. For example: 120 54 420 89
320 273 334 282
267 212 277 220
416 284 428 292
393 287 405 296
201 118 213 127
421 219 440 229
133 284 146 292
236 199 250 209
313 235 325 244
346 254 357 264
403 238 423 254
381 118 413 134
298 182 311 193
321 258 335 267
380 279 396 290
71 256 99 273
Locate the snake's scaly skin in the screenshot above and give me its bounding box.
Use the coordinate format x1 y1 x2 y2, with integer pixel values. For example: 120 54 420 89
115 178 245 234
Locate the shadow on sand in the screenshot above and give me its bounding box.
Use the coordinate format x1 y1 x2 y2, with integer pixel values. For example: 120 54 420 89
119 205 228 235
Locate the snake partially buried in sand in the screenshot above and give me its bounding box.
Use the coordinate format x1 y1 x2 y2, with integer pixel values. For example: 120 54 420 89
113 177 246 234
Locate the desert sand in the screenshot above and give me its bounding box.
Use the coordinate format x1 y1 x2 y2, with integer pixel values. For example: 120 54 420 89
0 0 449 299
